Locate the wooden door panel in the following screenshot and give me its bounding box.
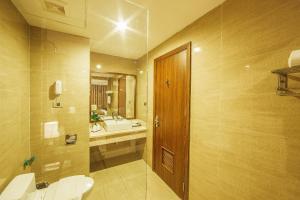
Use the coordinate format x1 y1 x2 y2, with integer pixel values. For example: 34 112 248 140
153 43 191 200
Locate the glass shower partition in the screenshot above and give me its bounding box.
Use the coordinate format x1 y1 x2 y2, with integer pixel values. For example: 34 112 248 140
29 0 149 199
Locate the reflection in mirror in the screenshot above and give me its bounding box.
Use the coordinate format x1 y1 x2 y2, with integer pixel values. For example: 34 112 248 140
89 52 148 184
90 72 136 120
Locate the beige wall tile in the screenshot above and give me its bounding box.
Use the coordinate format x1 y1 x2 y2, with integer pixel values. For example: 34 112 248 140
0 0 30 191
30 27 90 183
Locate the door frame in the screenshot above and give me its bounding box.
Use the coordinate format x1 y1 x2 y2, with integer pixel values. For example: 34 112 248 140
152 42 191 200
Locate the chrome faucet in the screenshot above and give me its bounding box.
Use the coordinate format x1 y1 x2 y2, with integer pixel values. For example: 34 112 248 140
112 112 118 120
112 112 123 120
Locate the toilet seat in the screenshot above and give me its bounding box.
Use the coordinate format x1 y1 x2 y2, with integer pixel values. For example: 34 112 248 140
43 175 94 200
26 175 94 200
0 173 94 200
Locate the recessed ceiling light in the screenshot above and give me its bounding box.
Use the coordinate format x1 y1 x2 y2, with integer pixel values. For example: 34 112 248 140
193 47 202 53
96 64 102 69
116 20 128 32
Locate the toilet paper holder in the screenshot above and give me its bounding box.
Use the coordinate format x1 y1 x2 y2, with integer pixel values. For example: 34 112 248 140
271 65 300 96
65 134 77 145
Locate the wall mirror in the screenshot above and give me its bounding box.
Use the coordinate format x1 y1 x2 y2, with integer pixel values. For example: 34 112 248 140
90 72 136 121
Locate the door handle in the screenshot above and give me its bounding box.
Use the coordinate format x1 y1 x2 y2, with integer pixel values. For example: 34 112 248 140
165 80 170 87
155 115 160 128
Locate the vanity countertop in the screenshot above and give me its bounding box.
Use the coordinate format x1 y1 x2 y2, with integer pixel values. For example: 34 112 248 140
89 119 147 147
89 125 147 139
89 119 147 141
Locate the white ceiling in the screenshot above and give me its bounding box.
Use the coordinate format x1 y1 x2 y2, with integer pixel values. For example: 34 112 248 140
11 0 225 59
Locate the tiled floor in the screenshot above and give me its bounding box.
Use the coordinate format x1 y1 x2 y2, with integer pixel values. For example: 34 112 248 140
85 160 180 200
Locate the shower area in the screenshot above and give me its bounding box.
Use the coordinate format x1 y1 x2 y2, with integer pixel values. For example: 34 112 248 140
1 0 157 199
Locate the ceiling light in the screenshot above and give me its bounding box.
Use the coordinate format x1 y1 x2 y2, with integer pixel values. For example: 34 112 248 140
116 20 128 32
193 47 202 53
96 64 102 69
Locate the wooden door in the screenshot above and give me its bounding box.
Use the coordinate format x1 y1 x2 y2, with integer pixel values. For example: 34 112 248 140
153 43 191 200
118 76 126 117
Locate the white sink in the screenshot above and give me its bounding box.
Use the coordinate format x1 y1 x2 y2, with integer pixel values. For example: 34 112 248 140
103 119 132 132
101 115 113 120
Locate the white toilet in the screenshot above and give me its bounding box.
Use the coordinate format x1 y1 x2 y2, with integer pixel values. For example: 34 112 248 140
0 173 94 200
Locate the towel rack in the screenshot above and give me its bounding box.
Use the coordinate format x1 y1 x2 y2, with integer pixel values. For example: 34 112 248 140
271 65 300 96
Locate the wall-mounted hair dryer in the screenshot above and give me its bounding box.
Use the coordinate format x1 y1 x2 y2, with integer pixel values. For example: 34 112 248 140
55 80 63 95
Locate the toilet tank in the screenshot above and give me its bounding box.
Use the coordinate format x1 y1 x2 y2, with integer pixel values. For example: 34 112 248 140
0 173 36 200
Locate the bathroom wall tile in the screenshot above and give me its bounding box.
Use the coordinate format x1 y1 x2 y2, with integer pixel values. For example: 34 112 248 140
30 27 90 183
0 0 30 191
222 0 300 60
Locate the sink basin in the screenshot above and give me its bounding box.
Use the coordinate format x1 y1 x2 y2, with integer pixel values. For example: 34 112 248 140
101 115 113 120
103 119 132 132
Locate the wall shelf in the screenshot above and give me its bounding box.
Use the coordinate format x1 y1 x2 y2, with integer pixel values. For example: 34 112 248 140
271 65 300 96
272 65 300 75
